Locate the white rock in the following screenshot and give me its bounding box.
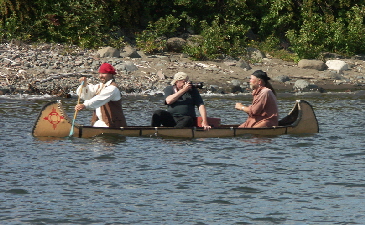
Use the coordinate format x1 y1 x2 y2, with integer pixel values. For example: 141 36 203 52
326 60 348 73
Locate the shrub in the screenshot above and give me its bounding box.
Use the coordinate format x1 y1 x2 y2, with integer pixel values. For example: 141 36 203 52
286 3 365 59
183 17 248 60
136 15 181 54
286 14 326 59
344 5 365 55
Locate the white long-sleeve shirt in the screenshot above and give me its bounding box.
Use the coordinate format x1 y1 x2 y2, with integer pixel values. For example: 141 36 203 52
77 79 122 127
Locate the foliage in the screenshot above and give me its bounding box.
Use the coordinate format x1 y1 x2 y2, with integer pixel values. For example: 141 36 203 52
183 17 248 60
0 0 364 60
136 15 181 54
343 5 365 55
254 35 300 62
0 0 133 48
286 3 365 59
286 16 327 59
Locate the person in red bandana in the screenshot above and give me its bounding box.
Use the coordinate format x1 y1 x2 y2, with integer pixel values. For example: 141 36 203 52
235 70 278 128
74 63 127 128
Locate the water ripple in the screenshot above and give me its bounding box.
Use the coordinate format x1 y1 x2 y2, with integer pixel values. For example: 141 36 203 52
1 94 365 224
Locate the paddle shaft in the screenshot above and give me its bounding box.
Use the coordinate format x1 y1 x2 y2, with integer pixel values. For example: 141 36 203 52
69 81 84 137
72 94 82 119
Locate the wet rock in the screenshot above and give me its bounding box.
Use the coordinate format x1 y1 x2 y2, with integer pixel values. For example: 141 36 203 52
293 79 310 89
273 75 290 83
319 71 345 80
293 79 325 93
0 88 10 95
231 79 241 86
231 85 243 93
210 86 226 94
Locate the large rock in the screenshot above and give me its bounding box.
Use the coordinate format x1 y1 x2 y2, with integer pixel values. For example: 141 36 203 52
166 37 187 52
246 47 265 61
273 75 290 83
186 35 203 47
294 79 310 90
298 59 327 71
325 60 349 73
121 45 141 58
237 59 251 71
293 79 324 93
115 61 138 74
319 71 345 80
97 47 120 58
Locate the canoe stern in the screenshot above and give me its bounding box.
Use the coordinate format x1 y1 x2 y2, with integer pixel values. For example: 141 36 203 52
286 100 319 134
32 100 78 137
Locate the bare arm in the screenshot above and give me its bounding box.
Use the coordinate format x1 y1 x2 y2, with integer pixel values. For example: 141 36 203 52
198 105 211 130
165 82 192 105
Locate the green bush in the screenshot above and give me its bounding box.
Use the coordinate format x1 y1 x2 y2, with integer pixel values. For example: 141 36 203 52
1 0 364 59
286 16 326 59
136 15 181 54
0 0 129 48
254 35 299 62
343 5 365 55
183 17 248 60
286 3 365 59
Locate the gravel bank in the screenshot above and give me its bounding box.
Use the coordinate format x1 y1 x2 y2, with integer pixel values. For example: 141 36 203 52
1 42 365 97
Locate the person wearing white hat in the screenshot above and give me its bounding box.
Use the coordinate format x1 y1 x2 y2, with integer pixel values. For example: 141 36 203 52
151 72 211 130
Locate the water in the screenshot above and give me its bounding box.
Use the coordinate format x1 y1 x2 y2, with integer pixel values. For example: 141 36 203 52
1 92 365 224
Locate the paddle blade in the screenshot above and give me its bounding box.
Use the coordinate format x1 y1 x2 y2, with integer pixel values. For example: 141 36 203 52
69 121 75 136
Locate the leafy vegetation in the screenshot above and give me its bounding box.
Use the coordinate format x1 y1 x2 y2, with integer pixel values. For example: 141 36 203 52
183 17 248 60
136 15 181 54
1 0 364 61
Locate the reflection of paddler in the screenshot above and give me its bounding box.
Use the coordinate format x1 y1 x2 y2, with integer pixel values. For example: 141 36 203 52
74 63 127 128
235 70 278 128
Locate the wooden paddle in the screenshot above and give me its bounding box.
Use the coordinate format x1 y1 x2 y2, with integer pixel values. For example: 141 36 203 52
69 81 84 137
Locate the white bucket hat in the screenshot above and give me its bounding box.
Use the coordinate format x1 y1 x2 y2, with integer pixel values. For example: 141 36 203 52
171 72 188 85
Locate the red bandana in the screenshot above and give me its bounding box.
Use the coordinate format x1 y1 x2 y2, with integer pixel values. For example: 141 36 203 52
99 63 116 74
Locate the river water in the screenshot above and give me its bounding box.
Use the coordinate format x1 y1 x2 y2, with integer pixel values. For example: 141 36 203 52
1 91 365 224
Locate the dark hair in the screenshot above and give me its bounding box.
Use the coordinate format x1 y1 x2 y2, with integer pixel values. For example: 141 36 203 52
252 70 270 81
252 70 277 96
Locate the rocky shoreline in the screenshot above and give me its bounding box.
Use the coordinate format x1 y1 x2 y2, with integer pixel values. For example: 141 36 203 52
1 42 365 97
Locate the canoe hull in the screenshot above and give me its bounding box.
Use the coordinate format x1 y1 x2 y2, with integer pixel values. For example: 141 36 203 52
32 100 318 138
